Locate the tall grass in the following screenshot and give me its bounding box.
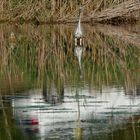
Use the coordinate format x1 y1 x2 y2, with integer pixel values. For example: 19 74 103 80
0 23 140 94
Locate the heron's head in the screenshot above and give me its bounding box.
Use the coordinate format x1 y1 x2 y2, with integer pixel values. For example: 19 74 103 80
79 7 83 14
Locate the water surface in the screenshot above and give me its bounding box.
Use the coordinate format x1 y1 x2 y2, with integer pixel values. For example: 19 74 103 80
0 23 140 140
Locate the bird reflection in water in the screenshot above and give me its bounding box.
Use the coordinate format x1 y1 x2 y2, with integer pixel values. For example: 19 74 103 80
74 46 84 79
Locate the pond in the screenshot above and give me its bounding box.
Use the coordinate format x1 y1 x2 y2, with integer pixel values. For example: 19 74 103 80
0 23 140 140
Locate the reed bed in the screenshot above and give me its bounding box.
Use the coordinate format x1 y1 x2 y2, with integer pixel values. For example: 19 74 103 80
0 0 138 23
0 23 140 94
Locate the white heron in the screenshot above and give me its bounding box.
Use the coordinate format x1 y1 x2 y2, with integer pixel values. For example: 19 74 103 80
75 7 83 38
74 7 83 46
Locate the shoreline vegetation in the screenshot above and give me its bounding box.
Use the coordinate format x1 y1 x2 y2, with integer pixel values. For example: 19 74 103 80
0 0 140 25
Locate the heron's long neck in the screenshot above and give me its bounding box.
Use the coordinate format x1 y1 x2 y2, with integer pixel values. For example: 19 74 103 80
74 8 82 38
78 11 81 28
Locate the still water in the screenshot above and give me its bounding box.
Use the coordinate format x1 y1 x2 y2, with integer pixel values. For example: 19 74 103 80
0 23 140 140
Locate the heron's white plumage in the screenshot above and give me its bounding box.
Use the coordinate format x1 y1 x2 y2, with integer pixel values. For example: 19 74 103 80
75 19 82 38
74 8 82 38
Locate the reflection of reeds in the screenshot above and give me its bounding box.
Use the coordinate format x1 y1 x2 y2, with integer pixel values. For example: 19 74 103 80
0 24 140 94
0 90 12 140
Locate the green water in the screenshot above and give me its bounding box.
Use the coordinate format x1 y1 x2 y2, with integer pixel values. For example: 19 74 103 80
0 23 140 140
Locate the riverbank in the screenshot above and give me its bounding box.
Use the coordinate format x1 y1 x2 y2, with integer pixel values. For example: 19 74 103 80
0 0 140 25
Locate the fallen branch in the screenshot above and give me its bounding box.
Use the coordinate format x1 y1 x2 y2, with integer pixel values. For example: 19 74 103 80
91 0 140 23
